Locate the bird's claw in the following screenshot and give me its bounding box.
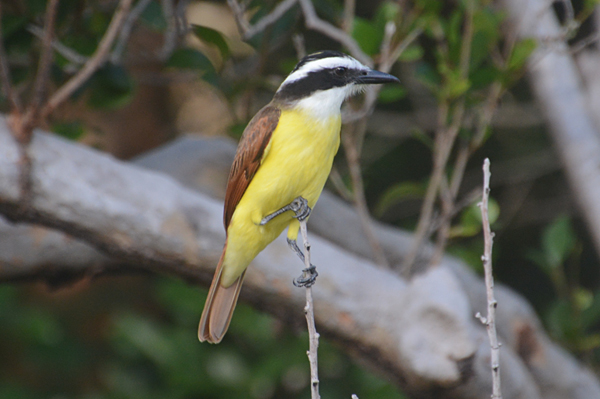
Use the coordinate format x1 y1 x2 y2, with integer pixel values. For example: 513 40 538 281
293 264 318 287
289 197 311 221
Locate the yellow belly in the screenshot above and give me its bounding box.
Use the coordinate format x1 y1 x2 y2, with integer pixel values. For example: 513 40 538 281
221 109 341 286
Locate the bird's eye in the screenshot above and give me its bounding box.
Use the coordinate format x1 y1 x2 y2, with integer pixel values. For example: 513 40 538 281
334 67 347 76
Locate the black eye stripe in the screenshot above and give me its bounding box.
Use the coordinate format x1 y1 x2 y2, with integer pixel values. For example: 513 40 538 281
275 67 363 102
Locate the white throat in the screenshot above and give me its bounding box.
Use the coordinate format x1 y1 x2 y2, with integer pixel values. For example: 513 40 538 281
293 85 362 121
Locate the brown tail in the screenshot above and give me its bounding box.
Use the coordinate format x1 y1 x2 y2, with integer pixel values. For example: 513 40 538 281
198 241 246 343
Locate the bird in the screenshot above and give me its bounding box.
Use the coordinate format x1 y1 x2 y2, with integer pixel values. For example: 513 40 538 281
199 50 399 343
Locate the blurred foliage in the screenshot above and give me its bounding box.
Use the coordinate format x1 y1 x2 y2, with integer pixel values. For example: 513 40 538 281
2 0 600 396
0 278 405 399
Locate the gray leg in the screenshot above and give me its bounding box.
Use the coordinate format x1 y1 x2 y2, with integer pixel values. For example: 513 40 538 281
261 197 318 287
287 238 305 262
260 197 312 225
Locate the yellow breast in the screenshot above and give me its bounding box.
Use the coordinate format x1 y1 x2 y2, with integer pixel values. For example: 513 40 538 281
221 108 341 286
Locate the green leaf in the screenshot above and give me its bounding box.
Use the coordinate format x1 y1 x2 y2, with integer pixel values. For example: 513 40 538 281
398 45 424 62
88 65 135 109
2 15 27 37
411 128 434 149
584 0 600 10
526 248 551 274
469 31 493 70
448 242 485 273
581 290 600 330
88 10 110 37
508 38 537 70
352 17 383 56
111 313 176 367
378 85 407 103
191 24 230 60
470 66 501 90
574 288 594 312
415 62 441 91
443 75 470 99
449 198 499 238
414 0 443 13
546 298 576 340
51 121 85 141
575 334 600 351
166 48 215 71
375 181 426 217
374 1 401 27
542 215 576 269
166 48 218 84
140 0 167 31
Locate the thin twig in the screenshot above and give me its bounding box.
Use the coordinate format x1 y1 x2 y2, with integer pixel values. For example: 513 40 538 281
0 2 22 112
338 24 422 269
402 4 474 274
402 100 465 274
158 0 179 61
111 0 153 63
28 25 88 66
174 0 190 35
41 0 134 118
297 0 371 66
328 165 354 202
227 0 298 40
227 0 250 36
226 0 369 64
292 33 306 58
341 121 389 267
476 158 502 399
342 0 355 34
240 0 299 40
298 219 320 399
23 0 59 139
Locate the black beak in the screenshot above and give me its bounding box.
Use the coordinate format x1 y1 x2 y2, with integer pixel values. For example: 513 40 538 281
354 69 400 85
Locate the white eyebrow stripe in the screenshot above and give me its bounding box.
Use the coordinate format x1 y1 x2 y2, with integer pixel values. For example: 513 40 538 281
280 56 367 86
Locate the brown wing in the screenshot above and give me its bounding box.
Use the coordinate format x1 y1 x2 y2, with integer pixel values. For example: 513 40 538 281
223 105 281 229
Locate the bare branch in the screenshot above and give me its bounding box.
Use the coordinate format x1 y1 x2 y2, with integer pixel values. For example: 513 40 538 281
29 0 59 109
22 0 59 140
157 0 179 61
42 0 134 118
476 158 502 399
402 4 474 273
341 121 389 267
298 219 321 399
342 0 355 34
292 33 306 58
27 25 88 66
111 0 153 63
0 3 22 113
297 0 371 66
230 0 299 40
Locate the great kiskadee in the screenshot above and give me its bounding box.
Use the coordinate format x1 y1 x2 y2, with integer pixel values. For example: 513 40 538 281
198 50 399 343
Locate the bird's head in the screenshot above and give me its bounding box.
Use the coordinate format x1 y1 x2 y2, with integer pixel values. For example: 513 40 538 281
273 50 399 119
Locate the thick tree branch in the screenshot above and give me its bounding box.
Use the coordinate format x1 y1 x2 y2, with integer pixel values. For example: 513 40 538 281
0 118 598 399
